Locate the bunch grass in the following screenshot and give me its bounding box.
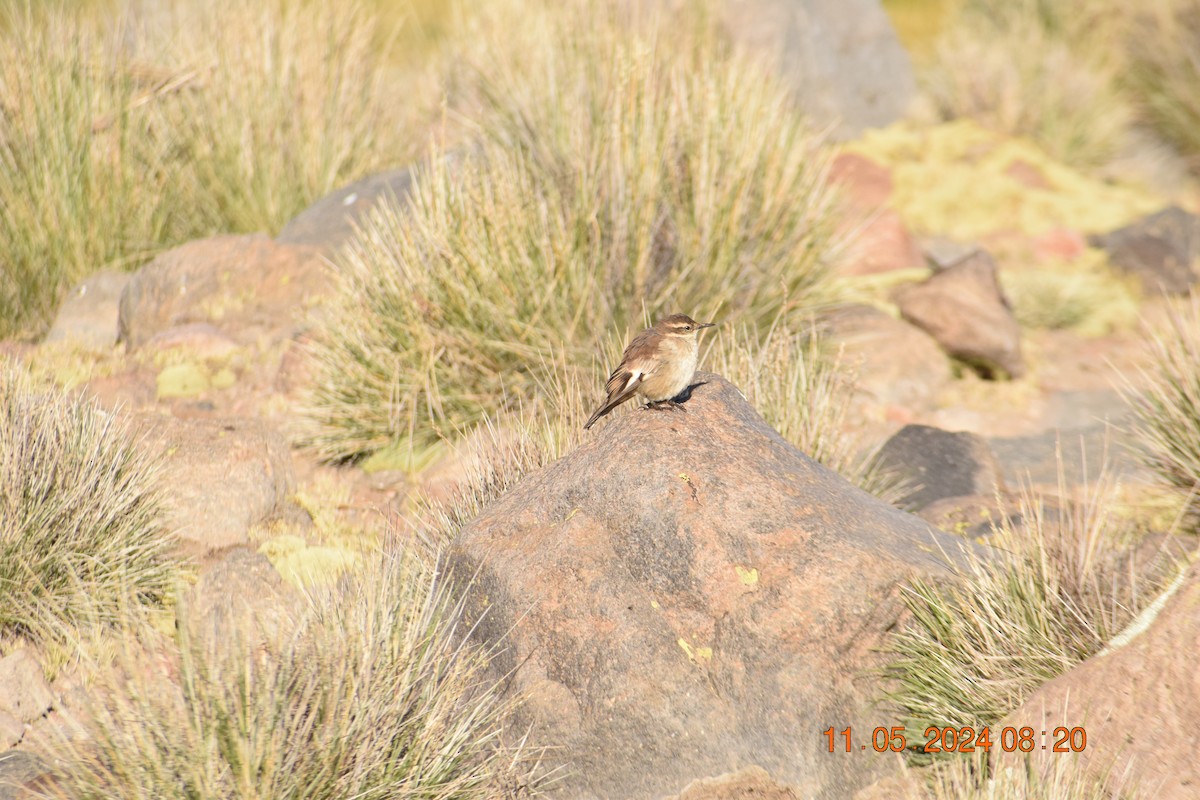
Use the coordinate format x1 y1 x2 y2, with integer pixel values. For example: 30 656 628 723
45 548 530 799
300 1 840 462
0 364 176 640
1124 295 1200 516
885 449 1178 736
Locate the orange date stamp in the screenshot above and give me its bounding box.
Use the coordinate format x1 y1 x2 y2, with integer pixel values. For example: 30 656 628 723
823 726 1088 754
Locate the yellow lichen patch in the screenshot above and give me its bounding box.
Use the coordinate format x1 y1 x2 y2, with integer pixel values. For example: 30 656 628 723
677 637 713 665
156 362 210 399
259 535 360 587
735 565 759 587
847 120 1161 239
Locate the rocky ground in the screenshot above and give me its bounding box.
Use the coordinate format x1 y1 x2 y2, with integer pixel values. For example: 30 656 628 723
1 131 1198 798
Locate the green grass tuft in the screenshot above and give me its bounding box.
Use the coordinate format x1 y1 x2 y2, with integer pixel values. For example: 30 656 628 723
1126 1 1200 175
884 453 1177 738
1125 295 1200 515
299 2 840 462
0 363 177 640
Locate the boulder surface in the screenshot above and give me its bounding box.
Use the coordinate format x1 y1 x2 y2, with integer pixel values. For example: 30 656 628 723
451 373 973 799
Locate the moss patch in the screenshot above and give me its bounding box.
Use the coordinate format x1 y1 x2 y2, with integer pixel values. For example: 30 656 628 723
156 362 210 399
849 120 1161 239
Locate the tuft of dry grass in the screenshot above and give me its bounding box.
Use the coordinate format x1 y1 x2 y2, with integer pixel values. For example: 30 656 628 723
0 363 176 640
298 1 840 462
44 548 532 800
1125 0 1200 175
921 0 1133 170
1124 295 1200 516
884 449 1178 736
0 0 416 339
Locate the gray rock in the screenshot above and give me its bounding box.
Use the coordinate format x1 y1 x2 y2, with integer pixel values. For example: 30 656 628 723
276 167 416 250
721 0 916 137
1088 206 1200 294
0 651 52 726
895 250 1024 378
0 751 51 799
43 270 131 348
135 415 296 554
877 425 1005 511
450 374 976 800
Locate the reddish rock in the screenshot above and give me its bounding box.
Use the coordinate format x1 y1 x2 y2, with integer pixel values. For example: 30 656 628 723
998 561 1200 799
670 766 799 800
450 374 975 799
1003 158 1052 191
1032 228 1087 263
118 234 330 349
895 251 1025 379
829 152 894 209
840 210 924 276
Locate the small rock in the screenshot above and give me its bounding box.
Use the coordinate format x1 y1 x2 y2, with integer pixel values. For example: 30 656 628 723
1088 205 1200 294
920 238 980 272
895 250 1024 378
1031 227 1087 263
877 425 1005 512
135 415 297 553
830 153 894 208
916 494 1012 539
0 651 52 725
189 549 295 645
118 234 329 349
821 305 952 415
0 710 22 749
1003 158 1052 191
44 270 131 348
145 323 240 362
671 766 799 800
0 751 52 798
277 167 416 250
841 210 924 276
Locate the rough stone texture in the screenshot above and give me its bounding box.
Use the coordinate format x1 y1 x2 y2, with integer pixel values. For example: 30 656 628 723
721 0 916 137
915 494 1010 540
0 711 21 750
1089 205 1200 294
895 250 1025 378
920 238 979 272
821 305 952 415
188 548 295 645
118 234 329 349
44 270 131 348
276 167 415 250
877 425 1005 511
135 415 296 553
451 374 975 800
0 651 52 726
998 560 1200 799
670 766 799 800
0 751 51 799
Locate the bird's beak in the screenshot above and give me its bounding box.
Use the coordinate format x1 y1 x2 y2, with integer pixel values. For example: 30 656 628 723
698 322 716 329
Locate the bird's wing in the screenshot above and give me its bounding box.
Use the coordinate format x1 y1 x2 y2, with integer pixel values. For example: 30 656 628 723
584 370 644 429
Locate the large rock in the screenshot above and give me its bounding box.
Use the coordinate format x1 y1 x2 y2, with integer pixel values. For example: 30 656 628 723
895 250 1024 379
1088 205 1200 295
118 234 329 349
276 167 416 250
43 270 131 349
876 424 1004 511
998 561 1200 799
721 0 916 137
450 374 974 800
135 415 297 554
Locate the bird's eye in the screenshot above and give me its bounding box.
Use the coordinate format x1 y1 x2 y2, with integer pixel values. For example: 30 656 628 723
684 325 692 331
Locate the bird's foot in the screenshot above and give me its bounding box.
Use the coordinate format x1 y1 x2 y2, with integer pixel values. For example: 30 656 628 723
645 399 685 412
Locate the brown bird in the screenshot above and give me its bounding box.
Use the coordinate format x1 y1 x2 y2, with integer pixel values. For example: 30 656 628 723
583 313 715 430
